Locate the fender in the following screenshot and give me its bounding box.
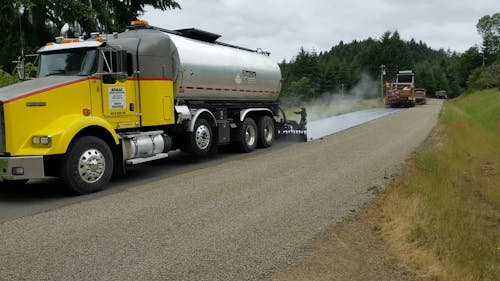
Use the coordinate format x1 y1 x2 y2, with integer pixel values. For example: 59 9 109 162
239 108 272 122
187 109 217 132
16 115 119 155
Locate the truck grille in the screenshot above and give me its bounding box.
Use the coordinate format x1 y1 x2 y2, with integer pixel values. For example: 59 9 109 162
0 101 5 152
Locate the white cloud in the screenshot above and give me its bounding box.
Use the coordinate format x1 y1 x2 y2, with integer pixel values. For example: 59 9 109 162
143 0 498 62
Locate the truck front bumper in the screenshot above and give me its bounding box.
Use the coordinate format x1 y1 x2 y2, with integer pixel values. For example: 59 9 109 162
0 156 45 181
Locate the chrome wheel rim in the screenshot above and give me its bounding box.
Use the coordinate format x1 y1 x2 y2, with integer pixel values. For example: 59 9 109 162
263 123 273 143
245 125 256 146
78 148 106 183
195 125 211 150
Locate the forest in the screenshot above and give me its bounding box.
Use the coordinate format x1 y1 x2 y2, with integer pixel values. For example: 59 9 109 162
0 0 180 86
0 1 498 101
280 13 499 102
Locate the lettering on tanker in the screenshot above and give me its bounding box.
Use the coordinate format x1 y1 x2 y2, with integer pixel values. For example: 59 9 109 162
241 70 257 84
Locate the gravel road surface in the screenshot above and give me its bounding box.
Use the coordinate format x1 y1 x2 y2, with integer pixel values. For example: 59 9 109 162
0 99 443 280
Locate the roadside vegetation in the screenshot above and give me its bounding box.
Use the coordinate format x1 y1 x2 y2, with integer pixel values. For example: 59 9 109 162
0 68 18 87
380 89 500 280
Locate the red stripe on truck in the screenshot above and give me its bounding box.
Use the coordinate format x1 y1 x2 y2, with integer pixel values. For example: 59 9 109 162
4 77 173 104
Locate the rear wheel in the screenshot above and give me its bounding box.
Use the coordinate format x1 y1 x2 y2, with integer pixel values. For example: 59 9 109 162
61 136 113 195
187 118 213 156
239 118 258 153
257 115 275 148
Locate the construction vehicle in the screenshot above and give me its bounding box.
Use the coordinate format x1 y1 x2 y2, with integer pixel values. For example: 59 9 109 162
0 20 306 194
385 70 416 107
414 88 427 104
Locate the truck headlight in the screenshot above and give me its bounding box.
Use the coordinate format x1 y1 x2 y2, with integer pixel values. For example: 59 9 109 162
32 136 52 146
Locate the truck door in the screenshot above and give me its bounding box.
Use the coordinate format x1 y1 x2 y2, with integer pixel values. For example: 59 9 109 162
100 48 140 129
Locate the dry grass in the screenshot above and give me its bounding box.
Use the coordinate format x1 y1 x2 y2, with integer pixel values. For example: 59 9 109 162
379 89 500 281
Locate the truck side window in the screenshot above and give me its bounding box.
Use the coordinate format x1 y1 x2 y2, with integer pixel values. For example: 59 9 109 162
126 53 134 77
102 50 129 75
103 51 118 73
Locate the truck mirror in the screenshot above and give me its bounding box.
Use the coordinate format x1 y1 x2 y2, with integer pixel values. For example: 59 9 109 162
102 72 127 84
114 72 128 83
102 74 117 84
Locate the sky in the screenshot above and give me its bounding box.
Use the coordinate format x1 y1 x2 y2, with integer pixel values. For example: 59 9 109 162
144 0 498 62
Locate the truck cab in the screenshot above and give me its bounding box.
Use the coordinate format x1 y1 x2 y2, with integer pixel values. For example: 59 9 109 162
0 35 152 193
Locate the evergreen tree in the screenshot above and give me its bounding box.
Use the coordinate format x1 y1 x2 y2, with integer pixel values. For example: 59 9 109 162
0 0 180 68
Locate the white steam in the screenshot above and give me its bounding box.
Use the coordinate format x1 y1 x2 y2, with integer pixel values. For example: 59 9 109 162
289 73 381 122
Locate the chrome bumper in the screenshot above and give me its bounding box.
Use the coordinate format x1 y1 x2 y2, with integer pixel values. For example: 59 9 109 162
0 156 45 181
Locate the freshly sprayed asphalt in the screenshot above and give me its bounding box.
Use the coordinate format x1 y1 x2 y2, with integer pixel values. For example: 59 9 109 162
307 107 403 140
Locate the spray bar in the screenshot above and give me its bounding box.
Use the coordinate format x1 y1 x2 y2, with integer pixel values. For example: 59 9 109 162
276 107 308 142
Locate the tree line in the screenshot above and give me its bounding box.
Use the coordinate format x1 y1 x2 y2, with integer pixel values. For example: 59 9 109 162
280 13 500 102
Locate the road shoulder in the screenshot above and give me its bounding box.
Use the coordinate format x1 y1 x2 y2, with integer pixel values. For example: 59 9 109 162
266 196 429 281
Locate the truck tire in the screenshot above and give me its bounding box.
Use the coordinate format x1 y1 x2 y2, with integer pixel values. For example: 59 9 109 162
257 115 275 148
188 118 213 156
239 117 258 153
61 136 113 195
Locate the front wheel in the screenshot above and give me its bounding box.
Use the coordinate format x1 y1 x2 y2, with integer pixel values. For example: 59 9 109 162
60 136 113 195
187 118 213 156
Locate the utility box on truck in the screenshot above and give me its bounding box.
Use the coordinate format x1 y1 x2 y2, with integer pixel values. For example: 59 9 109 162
0 20 305 194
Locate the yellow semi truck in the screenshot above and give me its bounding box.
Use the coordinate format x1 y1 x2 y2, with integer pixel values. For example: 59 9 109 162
0 21 305 194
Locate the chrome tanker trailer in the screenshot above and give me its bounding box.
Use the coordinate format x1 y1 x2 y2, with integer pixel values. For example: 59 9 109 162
0 20 306 194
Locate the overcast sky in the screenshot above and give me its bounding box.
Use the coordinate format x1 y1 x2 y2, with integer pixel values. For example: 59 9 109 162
144 0 498 62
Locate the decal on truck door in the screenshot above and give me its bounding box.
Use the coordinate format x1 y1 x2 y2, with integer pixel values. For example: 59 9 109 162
108 87 126 110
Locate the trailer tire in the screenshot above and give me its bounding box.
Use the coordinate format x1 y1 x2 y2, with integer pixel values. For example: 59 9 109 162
257 115 275 148
61 136 113 195
188 118 213 156
240 118 258 153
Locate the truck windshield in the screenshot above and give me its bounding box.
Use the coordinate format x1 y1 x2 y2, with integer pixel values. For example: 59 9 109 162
397 75 414 83
38 48 97 77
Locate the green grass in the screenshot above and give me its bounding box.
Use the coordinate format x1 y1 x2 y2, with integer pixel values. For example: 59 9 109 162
381 89 500 281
